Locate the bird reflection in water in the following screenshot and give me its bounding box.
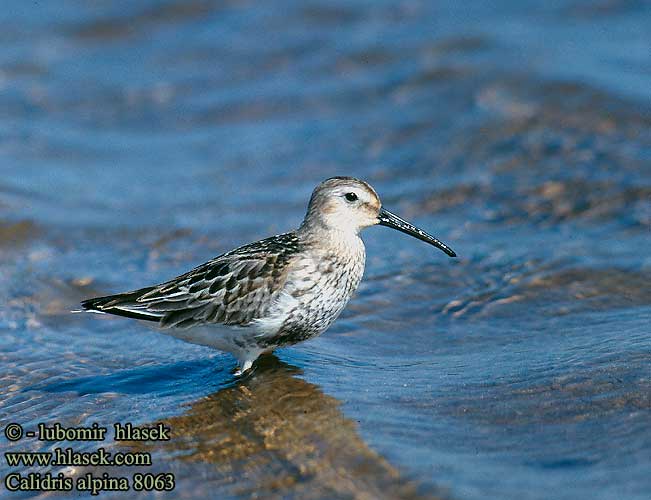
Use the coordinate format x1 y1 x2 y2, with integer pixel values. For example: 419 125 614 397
130 355 441 500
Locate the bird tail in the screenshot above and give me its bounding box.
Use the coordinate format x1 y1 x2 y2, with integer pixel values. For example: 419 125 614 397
80 287 162 322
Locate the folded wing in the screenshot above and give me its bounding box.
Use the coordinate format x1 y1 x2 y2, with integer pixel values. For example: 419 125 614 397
81 233 299 329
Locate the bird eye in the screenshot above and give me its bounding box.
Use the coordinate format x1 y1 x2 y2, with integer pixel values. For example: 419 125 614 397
344 192 358 202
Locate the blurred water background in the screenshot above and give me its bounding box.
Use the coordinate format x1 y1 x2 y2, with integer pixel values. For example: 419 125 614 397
1 1 650 499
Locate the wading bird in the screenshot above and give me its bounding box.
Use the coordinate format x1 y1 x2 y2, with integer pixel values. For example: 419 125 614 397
82 177 456 374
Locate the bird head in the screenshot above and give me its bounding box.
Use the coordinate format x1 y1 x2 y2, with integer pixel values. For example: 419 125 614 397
302 177 456 257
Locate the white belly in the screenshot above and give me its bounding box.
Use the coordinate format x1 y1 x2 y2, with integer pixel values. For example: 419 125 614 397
153 235 366 363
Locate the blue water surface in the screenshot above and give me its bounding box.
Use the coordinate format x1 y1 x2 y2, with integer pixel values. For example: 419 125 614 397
1 1 650 499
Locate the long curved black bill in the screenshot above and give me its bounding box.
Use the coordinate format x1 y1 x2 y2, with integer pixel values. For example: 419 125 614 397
377 208 456 257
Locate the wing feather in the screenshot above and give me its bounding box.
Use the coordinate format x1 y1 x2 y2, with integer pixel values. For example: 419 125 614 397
81 232 300 330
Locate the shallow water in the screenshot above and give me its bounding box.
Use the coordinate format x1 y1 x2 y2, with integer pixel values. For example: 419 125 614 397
1 1 650 499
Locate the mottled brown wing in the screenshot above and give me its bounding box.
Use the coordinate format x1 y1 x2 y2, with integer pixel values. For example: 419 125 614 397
81 233 300 329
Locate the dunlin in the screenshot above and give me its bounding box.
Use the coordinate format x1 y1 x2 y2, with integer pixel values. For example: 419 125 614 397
82 177 456 374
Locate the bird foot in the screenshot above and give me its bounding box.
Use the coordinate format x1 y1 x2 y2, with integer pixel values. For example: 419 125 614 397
233 359 254 377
